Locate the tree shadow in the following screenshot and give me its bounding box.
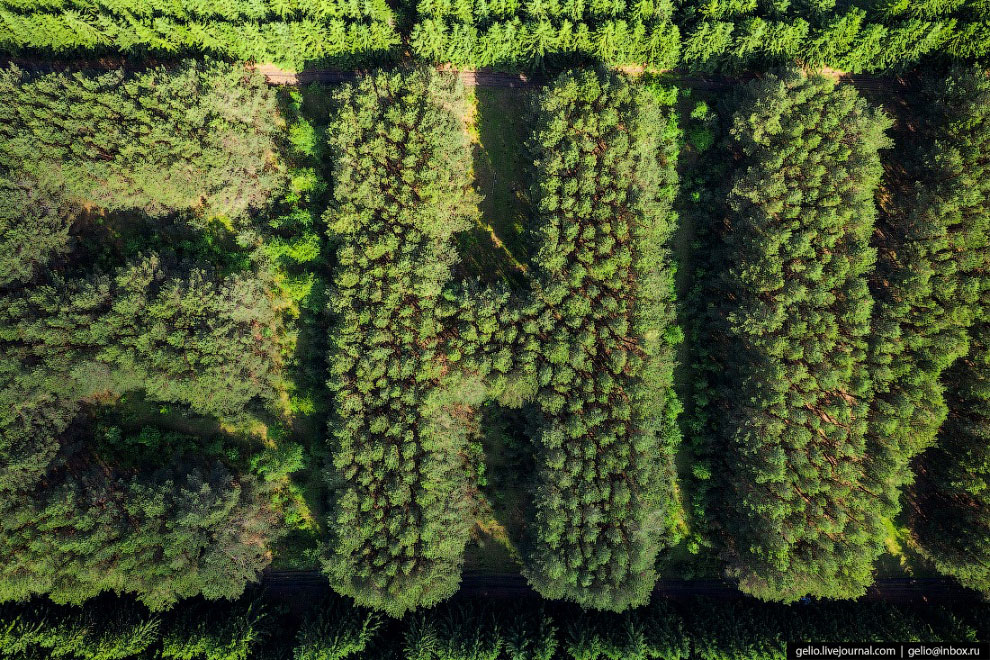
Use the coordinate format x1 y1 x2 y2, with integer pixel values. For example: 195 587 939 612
463 403 537 572
455 86 533 289
55 206 253 280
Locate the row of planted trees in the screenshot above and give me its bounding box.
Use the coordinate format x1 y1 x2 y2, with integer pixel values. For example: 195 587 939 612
0 59 988 620
2 594 988 660
318 67 683 616
0 0 988 70
686 67 990 603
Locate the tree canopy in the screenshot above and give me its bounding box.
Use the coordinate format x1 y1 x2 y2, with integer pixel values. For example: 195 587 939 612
695 70 892 601
321 68 483 617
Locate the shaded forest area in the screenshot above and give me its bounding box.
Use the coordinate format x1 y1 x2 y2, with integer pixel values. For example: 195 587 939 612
2 591 989 659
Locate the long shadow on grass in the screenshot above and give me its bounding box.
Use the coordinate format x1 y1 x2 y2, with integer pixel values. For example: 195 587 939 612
456 86 532 289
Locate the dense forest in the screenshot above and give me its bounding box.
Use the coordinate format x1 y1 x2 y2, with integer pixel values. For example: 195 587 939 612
691 71 892 601
1 0 990 649
2 57 990 615
320 68 486 616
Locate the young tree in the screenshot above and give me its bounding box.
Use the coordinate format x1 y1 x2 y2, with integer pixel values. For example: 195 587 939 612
294 600 381 660
521 70 682 610
410 0 680 69
0 0 399 70
0 600 160 660
163 600 269 660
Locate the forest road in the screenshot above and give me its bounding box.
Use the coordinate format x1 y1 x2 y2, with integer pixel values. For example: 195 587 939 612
251 64 906 93
259 570 984 605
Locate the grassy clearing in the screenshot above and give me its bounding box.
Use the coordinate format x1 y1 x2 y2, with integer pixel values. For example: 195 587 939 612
457 86 532 287
464 405 531 573
456 86 535 572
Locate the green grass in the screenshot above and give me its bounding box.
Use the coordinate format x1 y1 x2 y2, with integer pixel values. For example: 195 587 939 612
463 405 530 573
456 87 536 571
456 86 532 288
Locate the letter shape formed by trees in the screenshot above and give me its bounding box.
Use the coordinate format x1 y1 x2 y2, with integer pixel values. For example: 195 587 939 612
522 70 682 611
867 67 990 520
908 69 990 597
322 68 482 617
713 70 891 601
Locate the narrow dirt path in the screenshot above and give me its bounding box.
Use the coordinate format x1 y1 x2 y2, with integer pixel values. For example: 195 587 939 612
261 569 985 604
251 63 908 92
251 63 541 87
